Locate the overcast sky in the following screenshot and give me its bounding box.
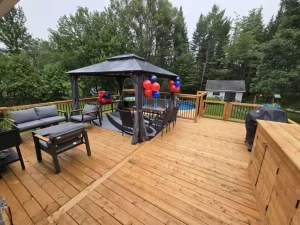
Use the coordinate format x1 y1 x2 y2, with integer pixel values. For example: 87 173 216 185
17 0 281 40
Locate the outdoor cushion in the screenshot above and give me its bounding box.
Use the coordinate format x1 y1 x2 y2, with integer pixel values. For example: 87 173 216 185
35 105 59 119
49 123 84 141
71 115 97 122
40 116 66 125
82 104 97 114
17 120 45 131
9 108 39 124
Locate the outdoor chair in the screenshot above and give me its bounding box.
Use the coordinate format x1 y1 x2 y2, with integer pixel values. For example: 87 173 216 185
150 108 173 137
33 123 91 174
157 99 167 109
144 98 155 108
70 104 101 125
119 110 134 136
167 106 179 130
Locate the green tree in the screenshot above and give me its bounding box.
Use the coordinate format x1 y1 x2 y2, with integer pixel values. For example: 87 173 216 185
0 54 43 106
42 62 70 101
192 5 231 90
251 0 300 103
49 7 122 96
0 6 32 54
25 39 56 70
224 8 264 93
170 7 196 93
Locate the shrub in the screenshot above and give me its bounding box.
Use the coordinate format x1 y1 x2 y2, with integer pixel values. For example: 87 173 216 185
206 96 224 101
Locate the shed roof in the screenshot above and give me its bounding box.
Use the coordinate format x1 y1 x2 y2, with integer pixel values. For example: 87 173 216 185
206 80 246 92
66 53 179 78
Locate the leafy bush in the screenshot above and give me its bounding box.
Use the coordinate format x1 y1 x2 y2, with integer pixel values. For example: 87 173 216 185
206 96 224 101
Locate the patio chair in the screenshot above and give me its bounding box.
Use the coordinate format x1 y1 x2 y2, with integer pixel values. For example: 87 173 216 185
168 106 180 130
144 98 155 108
151 108 173 137
157 99 167 109
119 110 134 136
33 123 91 174
70 104 101 125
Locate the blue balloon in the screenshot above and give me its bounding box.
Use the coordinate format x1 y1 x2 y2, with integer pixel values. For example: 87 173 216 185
150 75 157 83
175 81 180 87
152 91 160 98
106 93 111 99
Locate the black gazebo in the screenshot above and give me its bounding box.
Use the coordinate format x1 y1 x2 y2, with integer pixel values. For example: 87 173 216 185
67 54 179 144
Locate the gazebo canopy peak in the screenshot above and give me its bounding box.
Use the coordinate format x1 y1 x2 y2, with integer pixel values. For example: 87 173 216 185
108 53 146 61
66 53 179 78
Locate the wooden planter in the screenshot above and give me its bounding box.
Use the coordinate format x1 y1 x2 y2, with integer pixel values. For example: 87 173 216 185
248 120 300 225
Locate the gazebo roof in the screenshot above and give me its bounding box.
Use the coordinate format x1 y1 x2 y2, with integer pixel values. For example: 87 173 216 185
66 53 179 78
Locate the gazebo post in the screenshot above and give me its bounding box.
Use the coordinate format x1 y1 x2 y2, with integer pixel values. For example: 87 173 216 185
132 73 148 144
170 92 176 108
70 75 80 111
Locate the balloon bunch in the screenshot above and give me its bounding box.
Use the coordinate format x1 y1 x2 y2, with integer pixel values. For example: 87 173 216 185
168 77 180 92
97 90 112 104
143 75 161 98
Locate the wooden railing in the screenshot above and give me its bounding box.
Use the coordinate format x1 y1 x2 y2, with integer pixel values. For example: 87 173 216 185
0 97 119 117
200 100 262 122
199 100 298 124
2 91 295 125
228 102 261 122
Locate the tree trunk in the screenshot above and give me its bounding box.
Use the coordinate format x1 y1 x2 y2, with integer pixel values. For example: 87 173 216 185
200 42 210 90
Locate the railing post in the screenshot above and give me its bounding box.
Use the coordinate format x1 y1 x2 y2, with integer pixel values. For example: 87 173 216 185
194 96 200 123
222 102 232 121
199 95 204 117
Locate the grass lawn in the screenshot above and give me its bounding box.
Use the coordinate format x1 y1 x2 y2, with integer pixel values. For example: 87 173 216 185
285 111 300 123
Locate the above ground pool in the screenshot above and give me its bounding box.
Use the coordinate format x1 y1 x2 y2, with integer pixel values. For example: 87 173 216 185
178 101 196 110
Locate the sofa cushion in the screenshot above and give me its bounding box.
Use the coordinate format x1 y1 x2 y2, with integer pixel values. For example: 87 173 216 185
17 120 45 131
82 104 97 114
35 105 59 119
9 108 39 124
71 115 96 122
40 116 66 125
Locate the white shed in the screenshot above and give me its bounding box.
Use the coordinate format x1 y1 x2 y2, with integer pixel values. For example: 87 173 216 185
205 80 246 102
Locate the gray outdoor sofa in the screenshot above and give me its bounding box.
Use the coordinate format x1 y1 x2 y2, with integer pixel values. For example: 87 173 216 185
8 105 67 132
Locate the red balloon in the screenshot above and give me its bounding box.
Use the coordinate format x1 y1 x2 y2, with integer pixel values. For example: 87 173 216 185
98 91 102 96
106 98 112 103
97 96 102 102
170 85 177 92
101 98 108 104
143 80 152 90
168 80 174 86
151 82 160 91
175 86 180 92
144 89 152 98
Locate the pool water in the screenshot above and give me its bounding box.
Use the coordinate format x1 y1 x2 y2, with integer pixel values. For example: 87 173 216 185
179 101 196 110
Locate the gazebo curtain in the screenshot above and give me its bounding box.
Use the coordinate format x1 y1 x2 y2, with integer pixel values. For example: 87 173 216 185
132 74 148 144
115 77 126 111
71 75 80 111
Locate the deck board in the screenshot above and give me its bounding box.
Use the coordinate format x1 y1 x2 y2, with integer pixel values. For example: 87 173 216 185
0 118 262 225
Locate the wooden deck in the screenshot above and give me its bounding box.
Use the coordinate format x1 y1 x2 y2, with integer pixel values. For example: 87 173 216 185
0 118 262 225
